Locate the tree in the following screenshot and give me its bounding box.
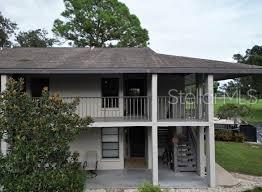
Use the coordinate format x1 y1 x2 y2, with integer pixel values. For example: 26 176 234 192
0 78 92 191
214 81 220 94
16 29 57 47
0 12 17 47
221 80 243 97
233 45 262 97
217 103 251 120
52 0 149 47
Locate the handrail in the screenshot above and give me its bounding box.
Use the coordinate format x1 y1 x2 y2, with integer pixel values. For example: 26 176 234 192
36 96 152 121
188 128 197 151
33 95 208 122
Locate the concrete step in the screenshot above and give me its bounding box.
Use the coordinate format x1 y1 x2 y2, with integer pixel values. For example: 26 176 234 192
178 158 195 162
177 152 194 157
177 162 196 166
176 140 197 172
176 167 197 172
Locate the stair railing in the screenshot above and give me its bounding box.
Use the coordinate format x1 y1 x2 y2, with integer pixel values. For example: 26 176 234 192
188 128 197 151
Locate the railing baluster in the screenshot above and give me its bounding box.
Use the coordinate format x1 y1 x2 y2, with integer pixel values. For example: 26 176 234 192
128 97 131 119
136 97 138 120
146 97 151 120
143 97 146 120
166 97 168 120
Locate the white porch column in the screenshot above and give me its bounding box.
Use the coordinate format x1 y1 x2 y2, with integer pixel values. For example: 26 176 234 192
119 75 124 116
206 74 216 187
151 74 158 185
1 75 8 156
147 127 152 169
197 126 205 177
197 75 204 120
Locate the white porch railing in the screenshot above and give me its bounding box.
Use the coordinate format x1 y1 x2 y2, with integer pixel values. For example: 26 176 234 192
34 95 208 122
158 96 208 121
62 96 151 121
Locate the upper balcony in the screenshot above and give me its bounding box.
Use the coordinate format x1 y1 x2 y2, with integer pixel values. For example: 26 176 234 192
23 73 210 124
62 95 208 122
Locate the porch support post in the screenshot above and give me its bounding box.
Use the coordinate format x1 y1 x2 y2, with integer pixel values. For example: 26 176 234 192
147 127 152 169
151 74 158 185
119 74 124 116
196 75 203 120
1 75 8 156
197 126 205 177
206 74 216 187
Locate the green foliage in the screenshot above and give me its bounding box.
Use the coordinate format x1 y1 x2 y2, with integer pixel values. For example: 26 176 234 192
214 81 220 94
53 0 149 47
217 103 251 119
0 11 17 47
221 80 241 97
138 182 162 192
0 168 86 192
215 130 245 143
0 78 92 192
16 29 57 47
215 98 262 123
233 45 262 97
244 187 262 192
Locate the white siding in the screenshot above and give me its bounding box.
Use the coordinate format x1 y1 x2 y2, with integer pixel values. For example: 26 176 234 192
70 127 124 170
50 75 102 97
49 75 124 118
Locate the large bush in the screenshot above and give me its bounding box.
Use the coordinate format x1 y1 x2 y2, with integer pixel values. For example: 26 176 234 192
217 103 251 119
215 130 245 143
0 78 92 192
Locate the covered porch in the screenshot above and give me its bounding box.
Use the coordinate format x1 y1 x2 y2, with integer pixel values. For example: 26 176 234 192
12 73 209 123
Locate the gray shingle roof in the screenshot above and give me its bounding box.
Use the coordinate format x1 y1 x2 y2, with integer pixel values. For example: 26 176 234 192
0 47 261 79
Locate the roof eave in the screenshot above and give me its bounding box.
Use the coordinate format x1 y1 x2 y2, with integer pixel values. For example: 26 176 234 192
0 67 262 76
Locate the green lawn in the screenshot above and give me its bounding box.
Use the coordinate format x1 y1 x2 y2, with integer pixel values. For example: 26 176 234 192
215 98 262 123
216 141 262 176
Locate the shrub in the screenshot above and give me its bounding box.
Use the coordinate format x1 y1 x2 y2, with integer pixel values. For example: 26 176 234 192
0 78 92 192
244 187 262 192
233 132 246 143
2 168 86 192
217 103 251 119
138 182 162 192
215 130 245 143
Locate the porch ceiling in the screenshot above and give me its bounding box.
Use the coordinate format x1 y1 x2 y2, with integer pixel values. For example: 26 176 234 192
0 48 262 80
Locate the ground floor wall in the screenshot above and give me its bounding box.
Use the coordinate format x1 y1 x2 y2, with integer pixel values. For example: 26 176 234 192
70 127 153 170
70 127 124 170
69 126 205 173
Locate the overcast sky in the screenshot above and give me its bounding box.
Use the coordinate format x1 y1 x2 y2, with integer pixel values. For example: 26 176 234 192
1 0 262 62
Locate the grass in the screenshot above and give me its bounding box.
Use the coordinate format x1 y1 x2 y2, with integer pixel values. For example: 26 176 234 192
215 98 262 124
216 141 262 176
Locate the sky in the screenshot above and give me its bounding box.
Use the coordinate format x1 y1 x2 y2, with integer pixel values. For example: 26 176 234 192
1 0 262 63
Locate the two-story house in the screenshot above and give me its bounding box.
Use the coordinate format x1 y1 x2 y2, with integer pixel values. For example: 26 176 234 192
0 48 261 188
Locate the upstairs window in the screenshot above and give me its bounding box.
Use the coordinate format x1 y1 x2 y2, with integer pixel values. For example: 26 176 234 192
30 78 49 97
101 78 119 108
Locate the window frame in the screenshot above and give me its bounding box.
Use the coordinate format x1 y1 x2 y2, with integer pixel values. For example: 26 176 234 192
101 128 120 159
101 78 119 108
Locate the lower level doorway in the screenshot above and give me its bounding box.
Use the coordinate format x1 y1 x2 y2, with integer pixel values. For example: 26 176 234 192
124 127 147 169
